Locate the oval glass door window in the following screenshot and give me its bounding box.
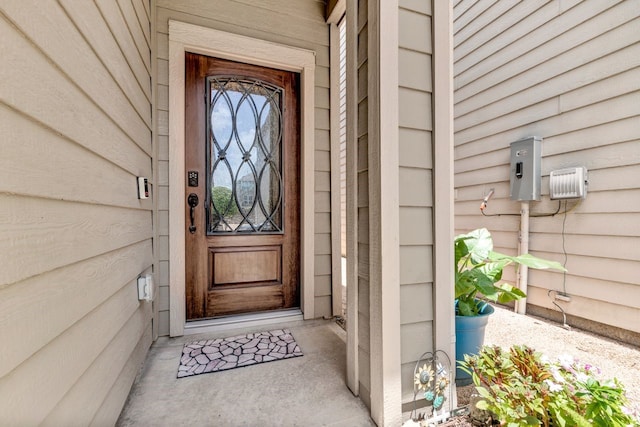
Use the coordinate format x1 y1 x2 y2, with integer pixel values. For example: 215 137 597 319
207 77 284 233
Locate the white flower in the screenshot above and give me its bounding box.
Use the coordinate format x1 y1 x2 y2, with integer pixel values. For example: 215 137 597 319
575 372 589 383
549 366 565 384
558 354 574 367
544 379 563 393
558 354 574 371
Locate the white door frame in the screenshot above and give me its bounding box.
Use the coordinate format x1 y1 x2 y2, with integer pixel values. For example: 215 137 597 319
168 21 316 336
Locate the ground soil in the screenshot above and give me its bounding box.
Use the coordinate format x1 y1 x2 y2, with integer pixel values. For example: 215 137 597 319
438 415 475 427
412 304 640 426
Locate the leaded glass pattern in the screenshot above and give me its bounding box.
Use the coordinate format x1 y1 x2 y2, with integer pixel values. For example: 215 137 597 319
207 76 284 233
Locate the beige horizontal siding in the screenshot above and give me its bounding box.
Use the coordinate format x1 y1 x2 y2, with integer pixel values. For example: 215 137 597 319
454 0 640 340
0 0 152 424
1 1 151 147
455 120 639 173
399 128 433 169
0 19 149 176
459 86 639 151
0 105 143 210
398 2 435 405
153 0 333 331
0 241 152 379
456 0 587 85
158 0 328 44
454 0 521 53
0 196 151 286
527 286 639 334
42 305 153 426
90 324 152 426
456 42 640 123
98 0 152 101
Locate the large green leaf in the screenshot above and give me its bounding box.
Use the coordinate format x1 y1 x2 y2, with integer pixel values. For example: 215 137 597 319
495 283 527 304
454 228 568 316
523 416 542 425
455 228 493 264
479 259 509 282
455 270 477 298
457 299 476 316
473 272 502 300
454 238 470 266
489 251 566 271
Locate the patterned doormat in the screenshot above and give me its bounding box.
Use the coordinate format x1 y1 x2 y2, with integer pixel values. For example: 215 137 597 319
177 328 303 378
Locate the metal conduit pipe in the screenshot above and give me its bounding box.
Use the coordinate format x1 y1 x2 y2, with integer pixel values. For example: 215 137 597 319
515 201 530 315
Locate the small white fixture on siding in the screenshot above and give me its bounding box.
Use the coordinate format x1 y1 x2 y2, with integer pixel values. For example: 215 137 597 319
549 167 588 200
137 177 149 199
137 274 154 301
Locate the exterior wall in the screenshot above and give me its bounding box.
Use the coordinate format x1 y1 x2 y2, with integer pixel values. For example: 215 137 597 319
397 0 436 405
453 1 640 340
154 0 334 335
0 1 153 425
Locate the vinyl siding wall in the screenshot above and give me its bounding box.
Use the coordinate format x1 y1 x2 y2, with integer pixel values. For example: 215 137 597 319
0 1 153 425
398 0 436 405
453 0 640 340
154 0 334 335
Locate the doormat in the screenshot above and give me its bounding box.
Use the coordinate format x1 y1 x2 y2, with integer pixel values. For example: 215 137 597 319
177 328 303 378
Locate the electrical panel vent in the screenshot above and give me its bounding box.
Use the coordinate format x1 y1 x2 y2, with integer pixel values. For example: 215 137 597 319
549 167 587 200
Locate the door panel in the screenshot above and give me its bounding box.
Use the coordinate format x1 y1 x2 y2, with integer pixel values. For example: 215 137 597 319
185 53 300 320
210 247 281 285
207 285 285 316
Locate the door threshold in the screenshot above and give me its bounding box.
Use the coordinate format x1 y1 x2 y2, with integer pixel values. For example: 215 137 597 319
183 309 304 336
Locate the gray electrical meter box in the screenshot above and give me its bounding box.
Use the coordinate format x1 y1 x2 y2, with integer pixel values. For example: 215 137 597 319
509 136 541 201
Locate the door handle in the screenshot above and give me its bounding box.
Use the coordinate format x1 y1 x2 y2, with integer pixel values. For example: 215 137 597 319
187 193 199 233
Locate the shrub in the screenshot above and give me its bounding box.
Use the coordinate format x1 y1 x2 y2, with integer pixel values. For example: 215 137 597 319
460 345 640 427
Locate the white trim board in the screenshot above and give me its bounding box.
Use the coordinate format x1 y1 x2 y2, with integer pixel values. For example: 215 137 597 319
329 22 343 317
368 0 402 424
432 0 456 405
345 0 359 396
168 21 316 337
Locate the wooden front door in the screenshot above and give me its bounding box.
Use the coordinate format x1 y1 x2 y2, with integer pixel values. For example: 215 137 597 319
185 53 300 320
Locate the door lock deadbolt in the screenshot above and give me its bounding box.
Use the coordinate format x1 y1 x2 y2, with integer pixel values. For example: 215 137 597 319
188 171 199 187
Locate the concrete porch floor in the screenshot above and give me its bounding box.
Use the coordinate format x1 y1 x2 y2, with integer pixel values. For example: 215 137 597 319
117 319 374 426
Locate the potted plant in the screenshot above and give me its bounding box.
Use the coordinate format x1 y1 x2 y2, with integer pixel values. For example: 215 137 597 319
454 228 565 384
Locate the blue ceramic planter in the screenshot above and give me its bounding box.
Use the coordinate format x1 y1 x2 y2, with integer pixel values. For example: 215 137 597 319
455 301 494 386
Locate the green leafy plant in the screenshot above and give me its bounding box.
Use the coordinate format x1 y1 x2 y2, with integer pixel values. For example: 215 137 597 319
460 345 640 427
455 228 566 316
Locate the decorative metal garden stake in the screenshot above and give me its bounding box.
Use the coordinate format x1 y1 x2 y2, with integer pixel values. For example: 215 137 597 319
410 350 453 425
